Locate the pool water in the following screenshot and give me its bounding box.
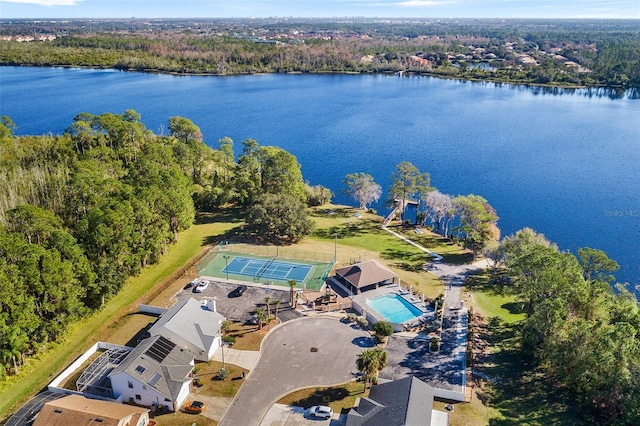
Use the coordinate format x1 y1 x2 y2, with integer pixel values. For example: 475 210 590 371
367 294 423 323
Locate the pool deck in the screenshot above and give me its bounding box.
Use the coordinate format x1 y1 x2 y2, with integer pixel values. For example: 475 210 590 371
350 285 435 329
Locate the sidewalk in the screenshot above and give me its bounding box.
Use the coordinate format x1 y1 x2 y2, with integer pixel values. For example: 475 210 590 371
212 347 260 370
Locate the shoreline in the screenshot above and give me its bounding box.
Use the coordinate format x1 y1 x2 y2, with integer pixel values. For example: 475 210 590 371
1 63 628 92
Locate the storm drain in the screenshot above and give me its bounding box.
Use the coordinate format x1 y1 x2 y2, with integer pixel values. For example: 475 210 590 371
310 347 318 352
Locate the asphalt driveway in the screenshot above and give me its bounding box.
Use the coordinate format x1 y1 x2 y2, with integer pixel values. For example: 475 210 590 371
179 279 301 323
219 317 374 426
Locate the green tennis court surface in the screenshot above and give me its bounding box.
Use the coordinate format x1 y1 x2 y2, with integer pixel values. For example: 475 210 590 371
222 256 312 282
197 249 333 291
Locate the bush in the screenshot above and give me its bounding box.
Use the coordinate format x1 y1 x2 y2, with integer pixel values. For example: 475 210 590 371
373 321 394 338
222 335 236 344
356 316 369 329
217 368 228 380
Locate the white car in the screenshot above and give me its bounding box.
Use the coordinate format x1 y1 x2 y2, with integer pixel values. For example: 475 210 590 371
309 405 333 419
193 280 209 293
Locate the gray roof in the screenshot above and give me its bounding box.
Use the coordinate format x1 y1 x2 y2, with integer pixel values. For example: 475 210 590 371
149 298 224 353
335 260 398 289
346 377 435 426
109 335 193 403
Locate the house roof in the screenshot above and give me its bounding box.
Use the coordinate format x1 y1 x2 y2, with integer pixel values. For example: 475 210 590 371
345 376 435 426
149 297 224 353
33 394 148 426
109 335 194 403
335 260 398 289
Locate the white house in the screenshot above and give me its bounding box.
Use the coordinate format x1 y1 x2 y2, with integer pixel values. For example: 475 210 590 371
148 297 225 362
109 335 194 412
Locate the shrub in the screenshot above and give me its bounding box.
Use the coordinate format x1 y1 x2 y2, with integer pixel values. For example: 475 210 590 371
222 335 236 344
372 321 394 338
356 316 369 329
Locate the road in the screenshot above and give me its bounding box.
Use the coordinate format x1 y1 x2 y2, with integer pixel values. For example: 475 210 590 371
219 317 373 426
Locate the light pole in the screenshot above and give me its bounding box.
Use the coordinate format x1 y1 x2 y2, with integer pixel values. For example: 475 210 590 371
333 233 338 262
223 255 230 280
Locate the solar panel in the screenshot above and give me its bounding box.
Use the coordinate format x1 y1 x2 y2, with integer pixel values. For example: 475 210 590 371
145 336 176 363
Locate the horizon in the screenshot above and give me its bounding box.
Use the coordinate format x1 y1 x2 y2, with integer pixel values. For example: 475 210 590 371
1 0 639 20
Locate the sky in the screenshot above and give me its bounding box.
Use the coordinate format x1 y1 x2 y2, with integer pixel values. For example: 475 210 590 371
0 0 639 20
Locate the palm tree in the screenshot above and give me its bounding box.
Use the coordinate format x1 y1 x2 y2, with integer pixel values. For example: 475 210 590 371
356 348 388 390
288 279 298 306
264 296 271 316
273 299 281 319
255 308 267 330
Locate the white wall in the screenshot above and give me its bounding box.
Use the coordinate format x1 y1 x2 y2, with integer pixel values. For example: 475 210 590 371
110 372 175 411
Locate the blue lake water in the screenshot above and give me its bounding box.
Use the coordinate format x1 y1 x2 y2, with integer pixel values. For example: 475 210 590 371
1 66 639 289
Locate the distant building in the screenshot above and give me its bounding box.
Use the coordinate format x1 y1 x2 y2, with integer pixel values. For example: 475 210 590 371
109 335 194 412
345 376 448 426
334 260 398 295
149 297 224 361
33 394 149 426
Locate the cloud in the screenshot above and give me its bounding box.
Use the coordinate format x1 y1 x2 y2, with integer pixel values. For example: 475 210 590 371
0 0 81 5
397 0 455 6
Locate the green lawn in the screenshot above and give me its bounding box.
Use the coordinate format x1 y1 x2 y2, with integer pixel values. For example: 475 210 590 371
0 212 240 420
277 380 368 415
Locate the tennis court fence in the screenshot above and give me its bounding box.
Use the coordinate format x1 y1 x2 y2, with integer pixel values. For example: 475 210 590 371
214 241 335 264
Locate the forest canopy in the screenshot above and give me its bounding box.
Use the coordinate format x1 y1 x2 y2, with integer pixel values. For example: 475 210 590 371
1 18 639 89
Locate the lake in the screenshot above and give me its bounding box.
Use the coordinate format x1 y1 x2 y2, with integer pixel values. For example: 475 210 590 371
1 66 639 288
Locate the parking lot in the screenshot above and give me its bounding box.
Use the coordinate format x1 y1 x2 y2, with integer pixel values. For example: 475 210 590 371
178 279 301 323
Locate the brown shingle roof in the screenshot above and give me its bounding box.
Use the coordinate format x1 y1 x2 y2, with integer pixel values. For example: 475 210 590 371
33 394 149 426
335 260 397 289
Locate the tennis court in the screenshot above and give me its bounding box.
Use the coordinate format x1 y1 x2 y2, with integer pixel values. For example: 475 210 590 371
222 256 312 282
197 247 334 291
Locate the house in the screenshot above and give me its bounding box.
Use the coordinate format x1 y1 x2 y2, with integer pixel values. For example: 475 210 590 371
345 376 449 426
109 335 194 412
148 297 224 361
334 260 398 295
33 394 149 426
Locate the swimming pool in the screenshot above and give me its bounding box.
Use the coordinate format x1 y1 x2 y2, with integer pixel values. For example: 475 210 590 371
367 294 423 323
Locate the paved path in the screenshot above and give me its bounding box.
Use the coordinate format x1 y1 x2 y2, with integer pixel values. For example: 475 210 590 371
219 317 373 426
212 347 260 370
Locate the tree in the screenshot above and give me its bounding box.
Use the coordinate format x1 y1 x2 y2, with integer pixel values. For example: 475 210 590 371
372 321 393 342
273 299 281 319
168 116 203 144
305 183 332 207
255 308 267 330
453 194 499 257
578 247 619 283
388 162 421 222
233 139 262 206
288 279 298 307
356 348 388 390
257 146 306 202
245 193 314 243
264 296 271 317
342 172 382 209
423 191 455 236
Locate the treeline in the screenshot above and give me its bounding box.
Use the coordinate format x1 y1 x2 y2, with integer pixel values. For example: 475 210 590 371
0 111 326 378
1 18 639 88
487 229 640 424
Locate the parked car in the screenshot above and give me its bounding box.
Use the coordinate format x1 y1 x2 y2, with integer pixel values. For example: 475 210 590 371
183 400 206 414
234 285 248 297
248 315 259 325
309 405 333 419
193 280 209 293
185 277 200 290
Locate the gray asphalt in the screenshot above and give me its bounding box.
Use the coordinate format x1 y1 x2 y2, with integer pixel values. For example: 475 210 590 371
219 317 374 426
179 280 301 323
